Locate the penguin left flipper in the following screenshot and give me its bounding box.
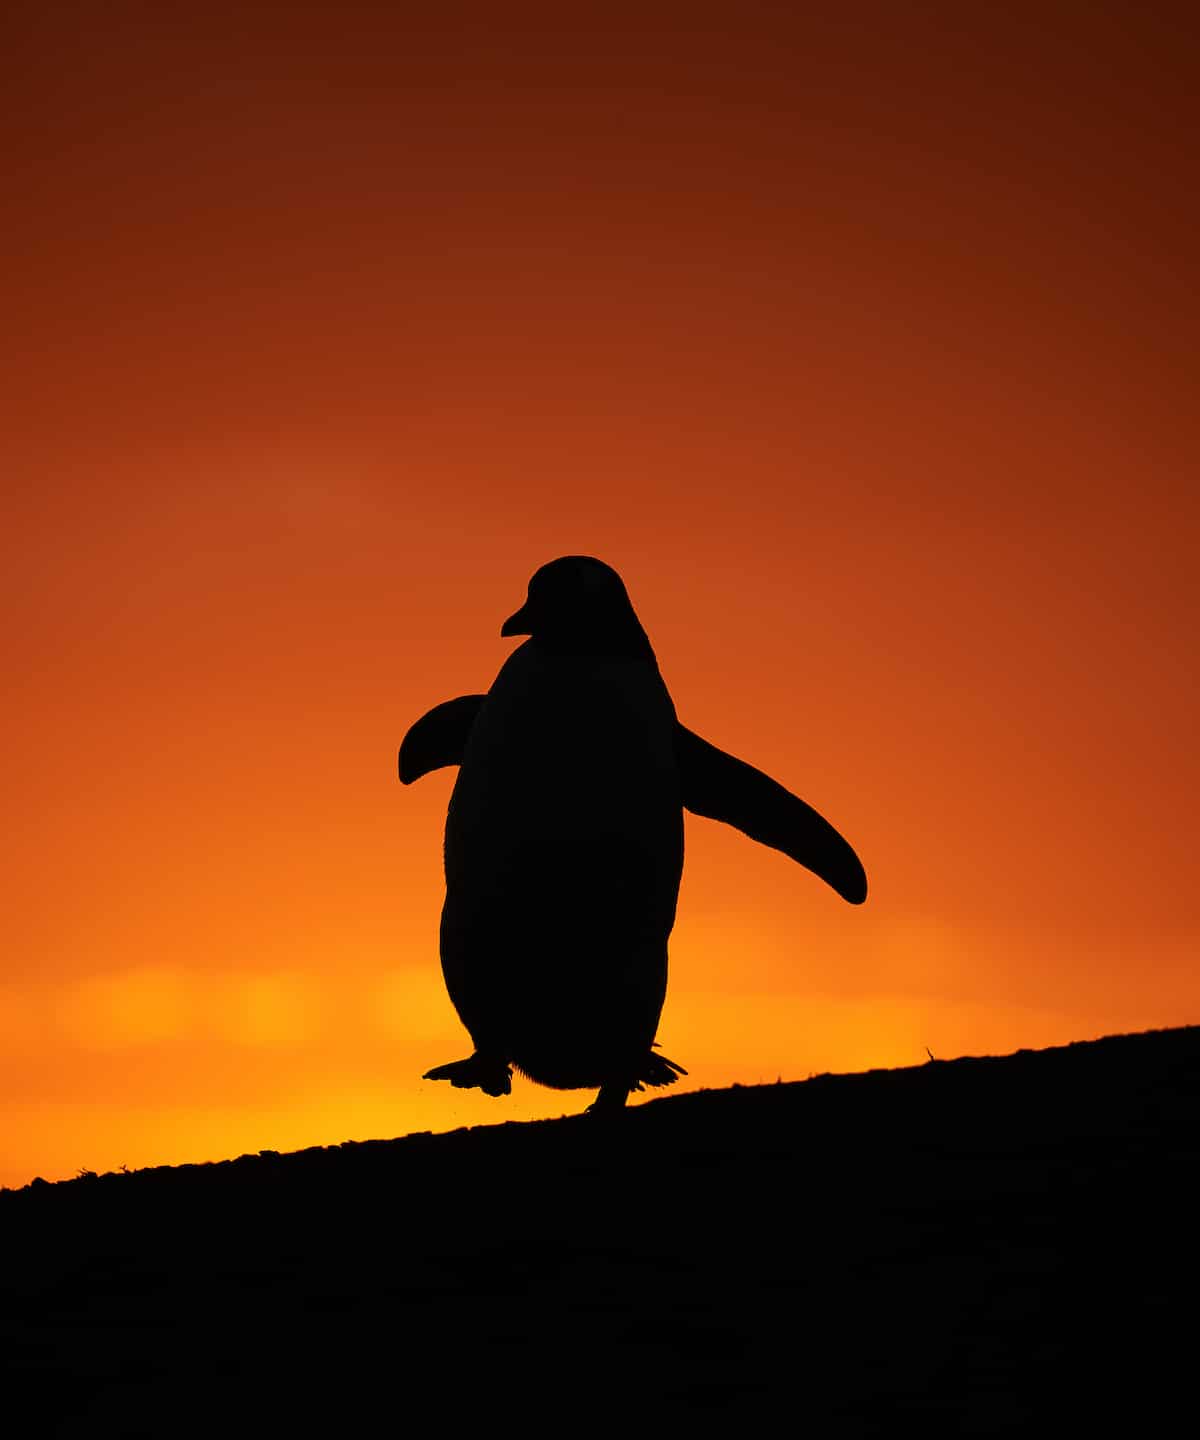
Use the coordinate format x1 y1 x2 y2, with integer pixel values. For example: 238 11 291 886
399 695 485 783
676 726 868 905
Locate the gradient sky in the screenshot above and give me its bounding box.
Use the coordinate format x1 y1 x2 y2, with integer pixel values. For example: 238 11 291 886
4 1 1196 1188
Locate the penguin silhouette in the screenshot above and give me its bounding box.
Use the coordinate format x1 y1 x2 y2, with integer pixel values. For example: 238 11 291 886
400 556 866 1113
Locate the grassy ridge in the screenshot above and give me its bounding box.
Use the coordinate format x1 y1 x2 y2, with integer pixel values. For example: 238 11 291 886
4 1026 1198 1435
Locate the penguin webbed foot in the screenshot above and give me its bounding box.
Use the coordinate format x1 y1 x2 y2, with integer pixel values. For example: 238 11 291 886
586 1082 631 1116
636 1051 687 1089
586 1052 688 1114
422 1054 513 1097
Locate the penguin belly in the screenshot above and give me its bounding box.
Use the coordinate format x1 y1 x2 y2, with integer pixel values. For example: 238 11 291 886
440 643 683 1090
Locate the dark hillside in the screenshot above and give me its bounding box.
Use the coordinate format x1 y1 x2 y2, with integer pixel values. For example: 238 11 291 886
4 1026 1198 1435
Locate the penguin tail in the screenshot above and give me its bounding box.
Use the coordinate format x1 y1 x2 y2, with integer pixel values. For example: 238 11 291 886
631 1051 688 1091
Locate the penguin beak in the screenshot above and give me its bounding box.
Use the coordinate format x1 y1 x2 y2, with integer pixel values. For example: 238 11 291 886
500 603 532 637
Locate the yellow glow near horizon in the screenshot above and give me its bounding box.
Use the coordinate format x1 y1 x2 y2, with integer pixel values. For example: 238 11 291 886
4 2 1196 1188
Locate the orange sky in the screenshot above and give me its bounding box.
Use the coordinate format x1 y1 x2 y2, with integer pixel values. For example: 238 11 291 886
4 1 1197 1188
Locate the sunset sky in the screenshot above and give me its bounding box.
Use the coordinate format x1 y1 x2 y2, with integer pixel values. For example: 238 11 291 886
4 1 1196 1188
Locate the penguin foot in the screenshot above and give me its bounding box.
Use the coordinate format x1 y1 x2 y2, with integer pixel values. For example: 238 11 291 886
586 1053 688 1114
586 1082 631 1115
631 1052 688 1090
422 1054 512 1097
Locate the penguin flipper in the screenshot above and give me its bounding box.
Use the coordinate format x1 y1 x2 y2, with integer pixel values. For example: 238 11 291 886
676 725 868 904
399 695 485 783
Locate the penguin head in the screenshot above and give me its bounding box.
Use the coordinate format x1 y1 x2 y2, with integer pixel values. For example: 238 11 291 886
501 556 654 659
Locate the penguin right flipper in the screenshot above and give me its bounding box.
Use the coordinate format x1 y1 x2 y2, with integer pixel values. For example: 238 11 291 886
676 725 868 904
399 695 485 783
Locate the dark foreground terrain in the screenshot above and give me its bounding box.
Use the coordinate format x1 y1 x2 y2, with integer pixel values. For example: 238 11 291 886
4 1027 1197 1436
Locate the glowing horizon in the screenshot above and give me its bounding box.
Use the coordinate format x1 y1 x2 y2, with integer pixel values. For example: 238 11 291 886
4 3 1196 1187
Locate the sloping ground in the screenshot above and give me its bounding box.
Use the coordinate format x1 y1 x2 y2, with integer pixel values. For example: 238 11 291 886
3 1026 1198 1436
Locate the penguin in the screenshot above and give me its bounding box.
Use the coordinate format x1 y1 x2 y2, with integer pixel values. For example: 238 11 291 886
399 556 866 1113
